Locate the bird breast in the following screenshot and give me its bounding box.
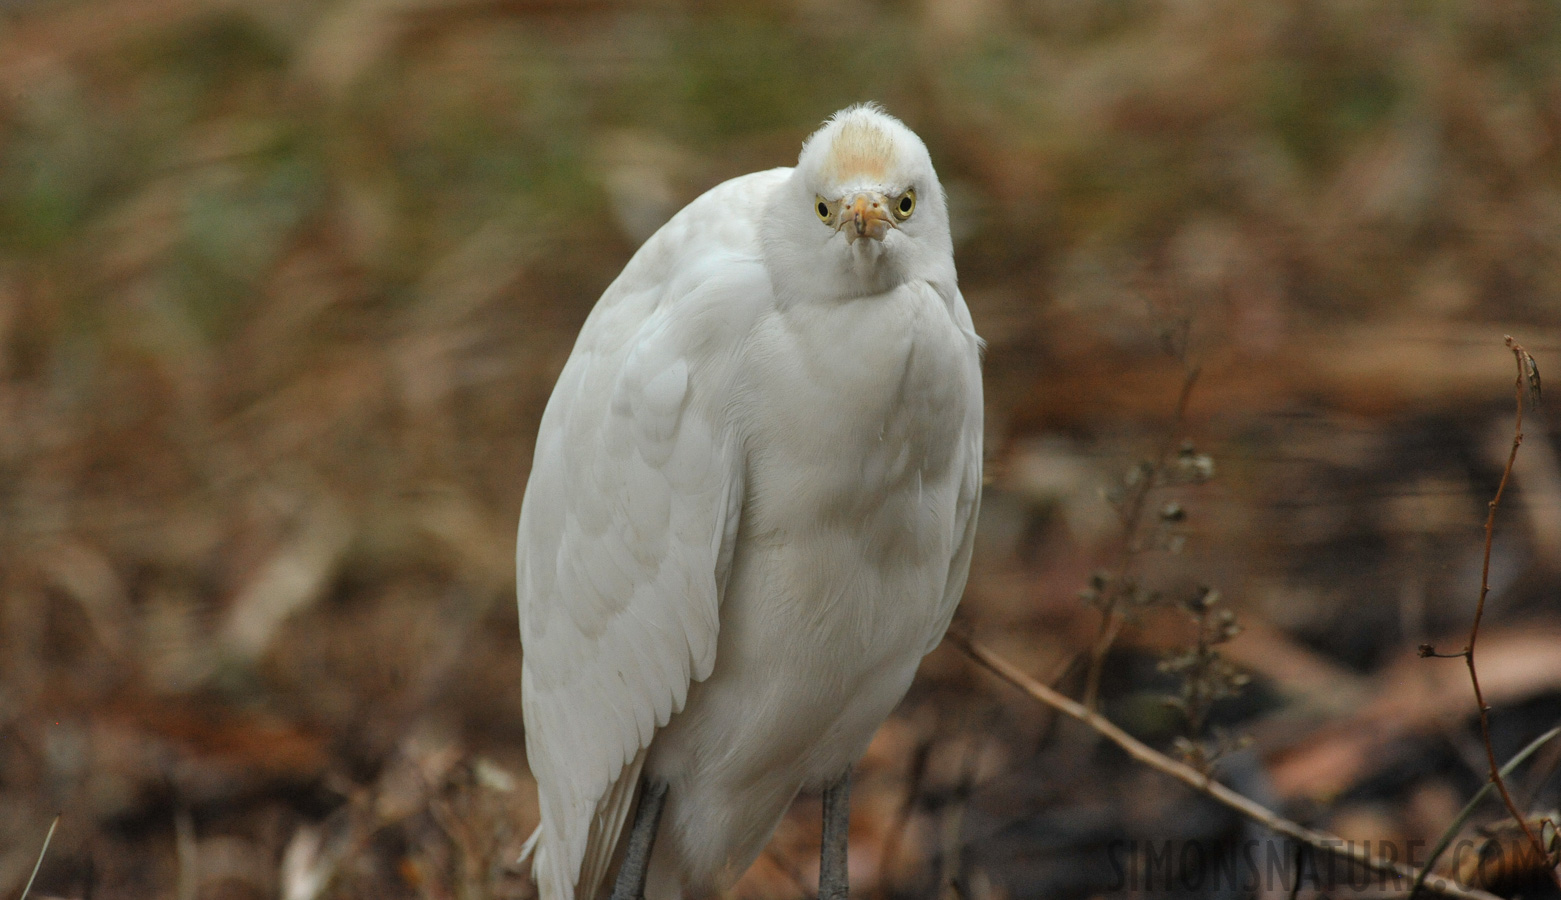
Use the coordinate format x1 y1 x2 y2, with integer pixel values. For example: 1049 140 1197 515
739 280 975 566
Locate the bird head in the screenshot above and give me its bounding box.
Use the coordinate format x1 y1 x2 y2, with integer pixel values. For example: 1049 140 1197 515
766 104 954 300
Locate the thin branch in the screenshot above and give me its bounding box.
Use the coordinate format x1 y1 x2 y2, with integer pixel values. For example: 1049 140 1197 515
1421 336 1559 891
1082 362 1201 710
1409 726 1561 900
19 815 60 900
948 632 1503 900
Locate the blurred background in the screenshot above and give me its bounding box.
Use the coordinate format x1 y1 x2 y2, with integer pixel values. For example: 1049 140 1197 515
2 1 1560 898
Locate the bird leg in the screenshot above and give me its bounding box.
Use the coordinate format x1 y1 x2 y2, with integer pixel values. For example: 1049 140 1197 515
819 770 851 900
609 779 669 900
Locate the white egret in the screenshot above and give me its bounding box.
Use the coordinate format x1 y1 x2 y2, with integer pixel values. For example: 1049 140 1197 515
517 104 983 900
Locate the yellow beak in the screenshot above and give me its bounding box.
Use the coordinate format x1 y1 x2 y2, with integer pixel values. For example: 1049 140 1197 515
840 192 893 244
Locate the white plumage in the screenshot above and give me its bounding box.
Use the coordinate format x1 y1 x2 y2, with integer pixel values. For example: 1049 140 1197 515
517 104 983 900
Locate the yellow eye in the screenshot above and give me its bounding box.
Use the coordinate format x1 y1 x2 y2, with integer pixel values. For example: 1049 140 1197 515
893 189 916 220
815 196 831 222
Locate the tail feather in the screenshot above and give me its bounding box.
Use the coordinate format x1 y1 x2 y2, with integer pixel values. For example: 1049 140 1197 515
577 750 648 900
518 825 541 868
530 749 648 900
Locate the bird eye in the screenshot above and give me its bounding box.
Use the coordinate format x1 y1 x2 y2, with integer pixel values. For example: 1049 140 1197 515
894 189 916 220
815 197 831 222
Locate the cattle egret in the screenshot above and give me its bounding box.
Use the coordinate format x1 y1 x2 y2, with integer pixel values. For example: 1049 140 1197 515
517 104 983 900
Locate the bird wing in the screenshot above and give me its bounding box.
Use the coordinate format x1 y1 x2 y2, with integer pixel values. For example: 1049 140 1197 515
927 283 985 654
517 171 784 900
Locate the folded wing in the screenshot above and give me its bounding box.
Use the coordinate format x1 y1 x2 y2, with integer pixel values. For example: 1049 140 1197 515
518 178 777 900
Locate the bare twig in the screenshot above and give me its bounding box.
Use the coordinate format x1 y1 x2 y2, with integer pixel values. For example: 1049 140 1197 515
1409 726 1561 900
1420 336 1560 891
19 815 60 900
1082 362 1202 710
949 632 1503 900
1160 586 1249 772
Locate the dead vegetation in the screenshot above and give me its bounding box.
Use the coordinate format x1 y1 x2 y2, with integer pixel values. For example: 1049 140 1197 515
2 1 1560 898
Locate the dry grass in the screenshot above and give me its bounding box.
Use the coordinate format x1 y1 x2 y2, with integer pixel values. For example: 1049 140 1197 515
2 1 1559 898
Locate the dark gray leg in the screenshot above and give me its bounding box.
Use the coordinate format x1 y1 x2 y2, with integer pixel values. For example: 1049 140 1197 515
610 779 669 900
820 770 851 900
